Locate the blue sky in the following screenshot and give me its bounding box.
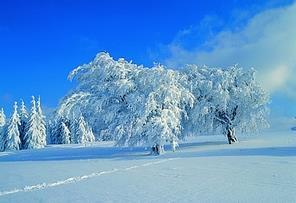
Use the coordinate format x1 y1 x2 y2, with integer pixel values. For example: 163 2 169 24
0 0 295 121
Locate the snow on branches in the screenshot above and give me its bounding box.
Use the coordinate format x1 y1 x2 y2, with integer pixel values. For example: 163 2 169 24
0 97 47 151
56 52 269 151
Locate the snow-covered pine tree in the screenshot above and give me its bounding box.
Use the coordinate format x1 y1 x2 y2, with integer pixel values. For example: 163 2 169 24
3 102 21 151
60 122 71 144
76 115 88 144
0 108 7 151
24 96 46 149
47 118 59 144
0 108 5 127
86 125 95 144
19 100 29 149
37 96 47 146
70 117 78 144
47 119 55 144
51 116 71 144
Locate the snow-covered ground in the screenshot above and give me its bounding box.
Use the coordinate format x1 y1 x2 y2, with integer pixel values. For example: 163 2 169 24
0 131 295 203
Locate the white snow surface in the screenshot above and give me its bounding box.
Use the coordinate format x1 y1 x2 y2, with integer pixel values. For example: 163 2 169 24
0 131 295 203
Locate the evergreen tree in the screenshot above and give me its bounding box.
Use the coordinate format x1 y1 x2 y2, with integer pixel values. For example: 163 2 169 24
37 96 47 146
0 108 6 151
0 108 5 127
76 115 88 144
24 96 45 149
47 119 55 144
19 100 29 149
4 102 21 151
48 118 62 144
86 125 95 143
70 117 78 144
60 122 71 144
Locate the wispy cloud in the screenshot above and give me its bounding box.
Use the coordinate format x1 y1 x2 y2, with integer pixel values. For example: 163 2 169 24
163 2 296 96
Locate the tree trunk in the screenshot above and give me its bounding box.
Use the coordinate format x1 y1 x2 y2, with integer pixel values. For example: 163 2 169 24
171 140 179 152
151 144 164 155
226 127 238 144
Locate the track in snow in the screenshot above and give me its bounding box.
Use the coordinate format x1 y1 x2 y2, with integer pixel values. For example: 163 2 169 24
0 158 177 197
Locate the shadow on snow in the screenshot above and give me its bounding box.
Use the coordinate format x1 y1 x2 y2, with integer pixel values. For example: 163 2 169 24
0 140 295 162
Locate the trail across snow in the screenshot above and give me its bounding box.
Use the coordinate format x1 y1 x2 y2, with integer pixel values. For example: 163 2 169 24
0 132 295 202
0 158 177 197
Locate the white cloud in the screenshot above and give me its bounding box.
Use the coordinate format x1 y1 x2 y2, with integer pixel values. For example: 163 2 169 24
261 65 291 92
164 2 296 96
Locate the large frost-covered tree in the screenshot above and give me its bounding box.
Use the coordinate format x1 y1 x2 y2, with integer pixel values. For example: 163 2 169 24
3 102 21 151
56 52 269 153
58 52 141 142
125 66 194 154
0 108 6 151
19 100 29 149
182 65 269 144
24 96 46 149
57 53 195 152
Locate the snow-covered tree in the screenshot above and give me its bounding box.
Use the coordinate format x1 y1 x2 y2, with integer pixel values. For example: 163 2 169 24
0 108 5 127
3 102 21 151
37 97 47 146
57 52 141 142
70 117 78 144
60 122 71 144
76 115 88 144
125 66 194 154
182 65 269 144
0 108 6 151
57 53 195 152
86 125 95 143
24 96 46 149
49 116 71 144
47 120 55 144
19 100 29 149
72 115 95 145
56 52 269 154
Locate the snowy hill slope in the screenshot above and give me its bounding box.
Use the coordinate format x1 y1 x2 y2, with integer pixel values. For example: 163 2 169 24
0 131 295 203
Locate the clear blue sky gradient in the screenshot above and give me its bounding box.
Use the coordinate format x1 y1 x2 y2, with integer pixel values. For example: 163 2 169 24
0 0 293 115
